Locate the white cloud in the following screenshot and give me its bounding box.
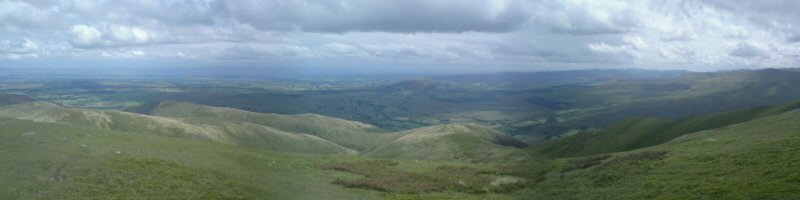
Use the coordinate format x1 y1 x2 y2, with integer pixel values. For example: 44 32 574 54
101 50 147 59
131 50 146 57
589 42 632 55
317 43 367 57
109 25 151 44
0 38 41 60
70 25 103 47
0 38 38 53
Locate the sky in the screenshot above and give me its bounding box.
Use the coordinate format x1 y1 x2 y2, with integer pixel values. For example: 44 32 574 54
1 0 800 74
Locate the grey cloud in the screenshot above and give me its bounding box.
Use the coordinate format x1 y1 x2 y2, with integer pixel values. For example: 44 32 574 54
0 38 40 60
216 0 533 33
702 0 800 37
0 1 64 30
535 12 636 36
46 0 533 33
729 43 762 58
0 39 38 53
788 35 800 43
531 1 642 35
701 0 800 21
317 43 367 57
661 32 698 42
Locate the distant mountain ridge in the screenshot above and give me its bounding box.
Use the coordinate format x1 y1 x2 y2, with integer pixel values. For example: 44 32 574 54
439 69 688 87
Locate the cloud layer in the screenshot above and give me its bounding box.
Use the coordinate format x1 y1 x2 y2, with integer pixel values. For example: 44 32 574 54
1 0 799 72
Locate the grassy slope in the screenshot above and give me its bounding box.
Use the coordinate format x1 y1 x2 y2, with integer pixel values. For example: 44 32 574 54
0 117 381 199
0 117 518 199
531 100 800 158
328 103 800 198
365 124 527 162
511 108 800 199
127 101 405 152
0 102 355 155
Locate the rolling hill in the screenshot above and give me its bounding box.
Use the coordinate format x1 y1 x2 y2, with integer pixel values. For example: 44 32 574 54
125 101 404 152
0 101 526 162
0 102 356 155
365 123 527 162
127 101 529 161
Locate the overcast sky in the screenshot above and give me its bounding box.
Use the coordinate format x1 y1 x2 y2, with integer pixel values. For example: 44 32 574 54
1 0 799 73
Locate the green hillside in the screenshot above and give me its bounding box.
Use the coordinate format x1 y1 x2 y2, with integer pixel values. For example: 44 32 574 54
0 117 381 199
2 98 800 199
0 102 355 155
531 100 800 158
510 107 800 199
365 123 527 162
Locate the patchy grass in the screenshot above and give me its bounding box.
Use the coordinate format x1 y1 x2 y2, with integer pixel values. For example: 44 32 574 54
614 150 668 164
510 110 800 199
561 154 611 172
0 117 385 199
66 157 250 199
322 160 525 194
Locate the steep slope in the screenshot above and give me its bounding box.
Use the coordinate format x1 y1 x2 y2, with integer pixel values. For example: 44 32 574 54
0 93 36 106
365 123 526 162
0 102 355 154
126 101 405 151
513 108 800 199
531 100 800 158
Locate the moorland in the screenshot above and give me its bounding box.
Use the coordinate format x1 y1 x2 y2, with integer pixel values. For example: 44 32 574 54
1 68 799 199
